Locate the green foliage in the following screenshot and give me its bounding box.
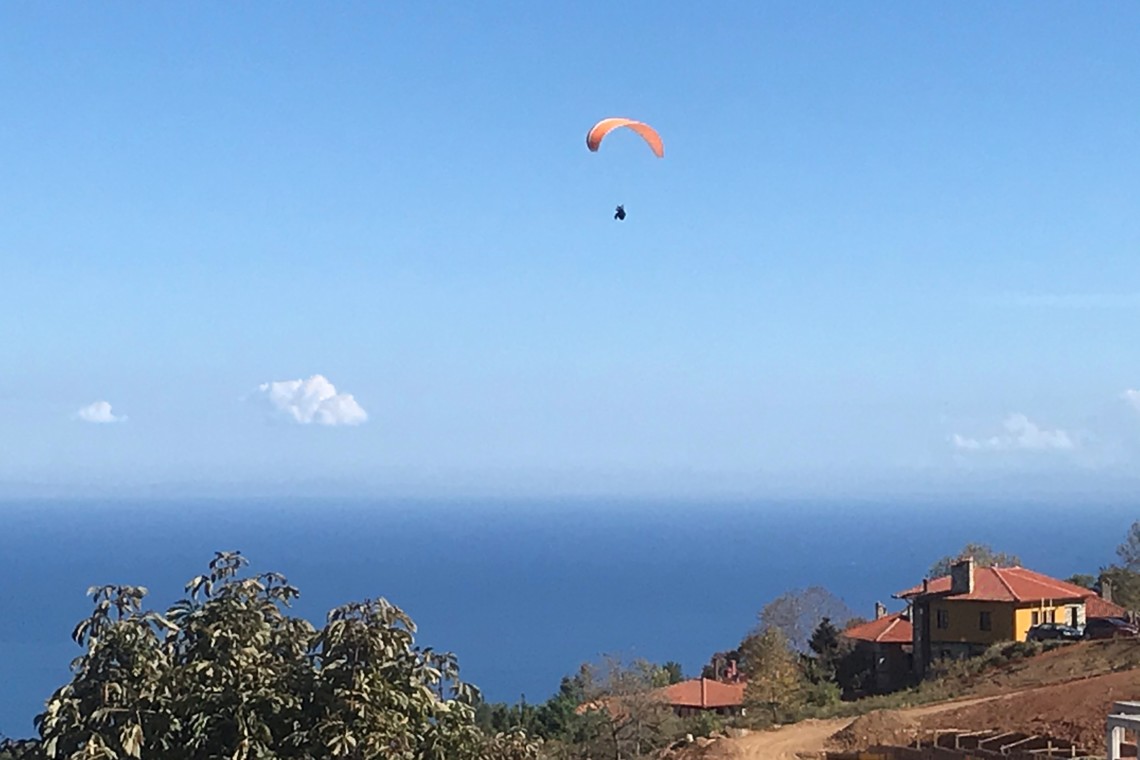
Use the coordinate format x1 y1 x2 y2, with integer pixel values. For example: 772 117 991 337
928 543 1021 579
532 672 590 741
1099 565 1140 612
800 616 873 699
836 644 875 697
1066 573 1097 590
0 739 43 760
35 551 542 760
568 656 683 760
477 729 544 760
478 656 691 758
1118 521 1140 572
740 628 805 723
806 618 842 681
679 711 722 740
789 638 1075 724
474 669 591 743
473 655 694 759
1089 522 1140 612
798 678 841 709
976 640 1043 668
658 661 684 686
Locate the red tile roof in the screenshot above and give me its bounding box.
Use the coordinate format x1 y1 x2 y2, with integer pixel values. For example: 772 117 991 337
1086 595 1128 619
658 678 745 709
895 566 1093 603
576 678 745 717
842 612 913 644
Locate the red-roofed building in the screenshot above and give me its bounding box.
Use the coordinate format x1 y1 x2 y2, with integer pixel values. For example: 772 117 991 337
895 564 1098 606
1086 594 1128 620
842 603 914 693
894 558 1102 676
657 678 746 717
576 677 745 720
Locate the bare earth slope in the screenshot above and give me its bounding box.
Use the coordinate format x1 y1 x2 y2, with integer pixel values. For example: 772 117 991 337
923 668 1140 749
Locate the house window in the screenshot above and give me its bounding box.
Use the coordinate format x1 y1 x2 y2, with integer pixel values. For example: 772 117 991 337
979 611 992 631
1048 609 1056 623
1031 611 1040 626
936 609 949 629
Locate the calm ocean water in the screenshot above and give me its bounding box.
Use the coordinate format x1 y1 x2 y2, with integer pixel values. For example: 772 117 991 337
1 498 1135 736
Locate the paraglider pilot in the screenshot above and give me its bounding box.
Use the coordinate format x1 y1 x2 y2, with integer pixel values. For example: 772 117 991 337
614 205 626 221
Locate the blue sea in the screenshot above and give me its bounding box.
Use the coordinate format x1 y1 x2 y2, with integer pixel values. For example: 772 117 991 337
1 498 1135 737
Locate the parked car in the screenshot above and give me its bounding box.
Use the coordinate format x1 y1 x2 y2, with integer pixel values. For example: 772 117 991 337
1083 617 1139 640
1027 622 1084 642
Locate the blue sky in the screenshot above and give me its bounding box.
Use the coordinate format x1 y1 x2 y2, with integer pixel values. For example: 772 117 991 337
3 3 1140 498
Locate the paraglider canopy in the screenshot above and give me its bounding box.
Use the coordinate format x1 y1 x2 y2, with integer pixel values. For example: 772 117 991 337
586 118 664 158
614 205 626 221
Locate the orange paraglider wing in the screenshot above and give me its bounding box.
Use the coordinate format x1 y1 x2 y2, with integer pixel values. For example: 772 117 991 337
586 118 664 158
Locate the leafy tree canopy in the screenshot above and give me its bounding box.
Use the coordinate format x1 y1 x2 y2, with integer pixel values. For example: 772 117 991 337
0 739 42 760
928 543 1021 579
658 661 684 687
36 551 541 760
740 628 804 722
1066 574 1097 590
806 618 843 680
758 587 856 654
1099 565 1140 613
568 656 682 760
1118 521 1140 572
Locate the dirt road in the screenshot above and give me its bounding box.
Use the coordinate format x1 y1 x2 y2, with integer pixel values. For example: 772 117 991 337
719 717 852 759
695 694 1011 760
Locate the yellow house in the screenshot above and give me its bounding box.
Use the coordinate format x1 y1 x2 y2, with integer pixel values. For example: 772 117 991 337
894 558 1094 676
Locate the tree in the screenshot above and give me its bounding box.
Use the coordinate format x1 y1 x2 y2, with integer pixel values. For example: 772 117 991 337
532 671 590 741
479 729 546 760
928 543 1021 579
1117 521 1140 572
571 657 680 760
1069 522 1140 616
1066 574 1097 590
477 657 687 757
0 739 42 760
834 644 875 698
658 662 684 686
1099 566 1140 612
801 617 871 701
758 587 856 653
740 628 804 723
807 618 842 679
35 551 542 760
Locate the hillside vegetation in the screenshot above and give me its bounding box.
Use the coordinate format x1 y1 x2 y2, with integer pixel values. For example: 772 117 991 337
664 639 1140 759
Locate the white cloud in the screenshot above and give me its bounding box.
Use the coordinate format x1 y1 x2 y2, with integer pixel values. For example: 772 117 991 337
952 413 1073 452
76 400 126 424
1122 389 1140 413
254 374 367 426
